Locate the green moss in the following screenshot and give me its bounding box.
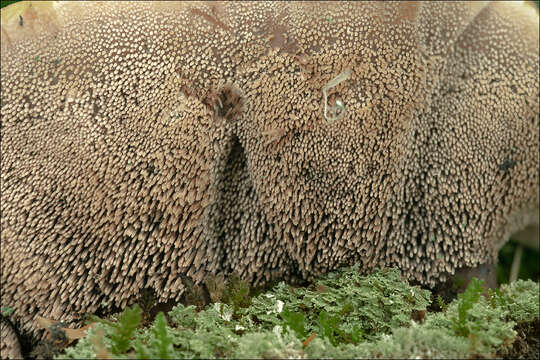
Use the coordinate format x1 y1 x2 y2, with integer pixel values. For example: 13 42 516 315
56 267 539 359
451 278 485 337
232 329 304 359
496 280 540 323
132 313 174 359
1 306 14 317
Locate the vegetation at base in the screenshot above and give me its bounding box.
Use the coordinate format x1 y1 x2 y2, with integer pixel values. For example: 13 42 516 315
451 278 485 337
1 306 15 317
56 266 539 359
91 305 142 355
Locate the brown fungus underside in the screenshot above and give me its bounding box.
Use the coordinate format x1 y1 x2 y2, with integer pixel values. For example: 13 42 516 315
0 0 539 354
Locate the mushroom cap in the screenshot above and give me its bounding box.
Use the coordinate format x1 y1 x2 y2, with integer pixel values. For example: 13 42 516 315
1 0 538 343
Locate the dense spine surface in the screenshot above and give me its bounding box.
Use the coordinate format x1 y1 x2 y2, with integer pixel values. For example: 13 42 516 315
0 1 538 354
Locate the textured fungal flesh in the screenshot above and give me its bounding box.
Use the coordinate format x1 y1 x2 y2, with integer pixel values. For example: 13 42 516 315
1 0 538 353
0 322 22 359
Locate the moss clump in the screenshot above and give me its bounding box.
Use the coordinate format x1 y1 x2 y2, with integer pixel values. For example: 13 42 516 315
56 266 539 359
494 280 540 323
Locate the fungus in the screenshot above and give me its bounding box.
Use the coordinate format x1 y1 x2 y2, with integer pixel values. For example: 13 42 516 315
262 127 287 145
0 1 538 357
0 322 22 359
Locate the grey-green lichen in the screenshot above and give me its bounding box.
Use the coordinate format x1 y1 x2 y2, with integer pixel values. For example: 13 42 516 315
56 266 539 359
